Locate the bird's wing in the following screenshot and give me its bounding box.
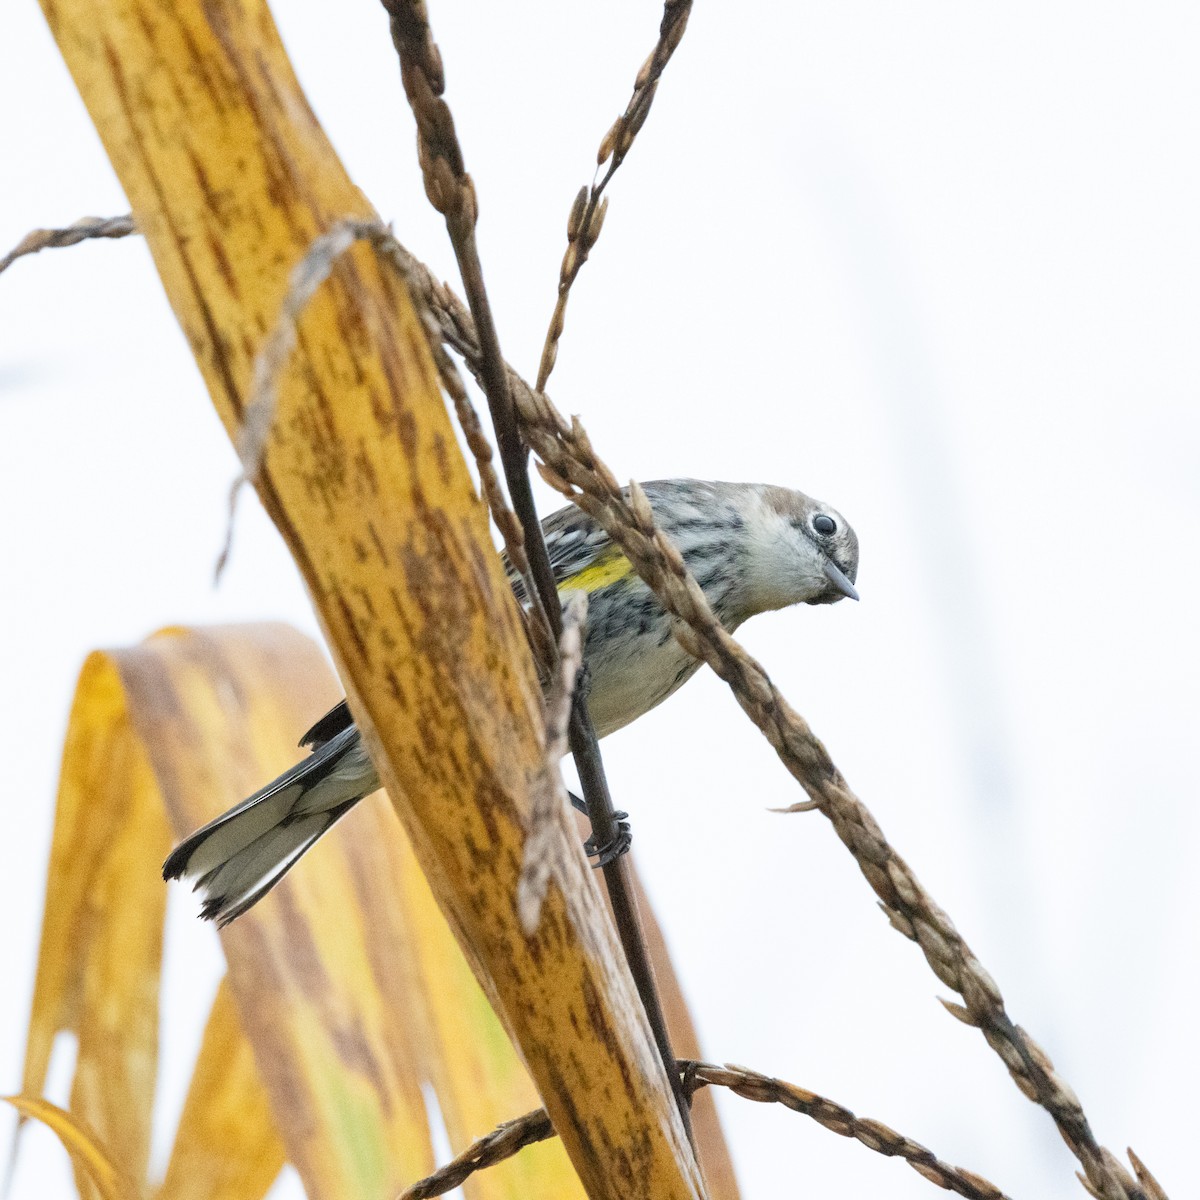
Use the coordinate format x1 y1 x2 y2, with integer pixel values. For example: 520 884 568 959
504 503 619 602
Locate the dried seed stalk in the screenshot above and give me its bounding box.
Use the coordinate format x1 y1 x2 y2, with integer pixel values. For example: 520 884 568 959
380 0 691 1139
206 216 553 674
280 240 1157 1198
400 1060 1011 1200
0 213 135 276
536 0 692 392
213 219 378 580
380 0 557 647
518 591 587 932
508 380 1152 1200
8 212 1162 1200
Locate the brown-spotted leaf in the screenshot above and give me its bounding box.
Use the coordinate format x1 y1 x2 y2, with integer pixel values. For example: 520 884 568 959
39 0 706 1188
396 846 584 1200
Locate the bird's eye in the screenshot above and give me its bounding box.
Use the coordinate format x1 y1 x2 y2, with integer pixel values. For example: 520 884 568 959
813 514 837 536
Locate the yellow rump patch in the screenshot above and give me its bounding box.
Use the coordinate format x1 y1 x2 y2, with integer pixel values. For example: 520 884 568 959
559 547 634 594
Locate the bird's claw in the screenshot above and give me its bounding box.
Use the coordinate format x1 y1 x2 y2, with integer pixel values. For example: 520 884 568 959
583 811 631 867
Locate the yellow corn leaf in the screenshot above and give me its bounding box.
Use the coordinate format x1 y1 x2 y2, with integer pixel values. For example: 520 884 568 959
19 624 438 1198
22 651 171 1198
23 621 729 1199
2 1096 136 1200
41 0 706 1195
153 980 284 1200
114 624 437 1198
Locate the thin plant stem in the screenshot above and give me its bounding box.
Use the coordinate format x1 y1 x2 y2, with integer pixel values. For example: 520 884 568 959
378 0 693 1142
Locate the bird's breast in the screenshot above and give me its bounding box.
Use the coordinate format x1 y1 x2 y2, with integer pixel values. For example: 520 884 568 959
575 581 702 739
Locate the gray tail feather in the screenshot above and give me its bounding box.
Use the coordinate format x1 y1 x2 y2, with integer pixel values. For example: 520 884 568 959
193 801 359 927
163 725 375 927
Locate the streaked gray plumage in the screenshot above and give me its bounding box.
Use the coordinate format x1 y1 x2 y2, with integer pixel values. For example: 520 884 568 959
164 480 859 925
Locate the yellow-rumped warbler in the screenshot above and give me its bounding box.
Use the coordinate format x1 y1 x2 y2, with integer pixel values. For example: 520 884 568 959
165 479 859 924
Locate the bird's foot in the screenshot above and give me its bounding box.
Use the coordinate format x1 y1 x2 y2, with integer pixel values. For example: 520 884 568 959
568 791 632 865
583 811 631 867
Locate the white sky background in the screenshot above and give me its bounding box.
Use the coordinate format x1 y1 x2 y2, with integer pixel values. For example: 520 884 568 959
2 2 1198 1197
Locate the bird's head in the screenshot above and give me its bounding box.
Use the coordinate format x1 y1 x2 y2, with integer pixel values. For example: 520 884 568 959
739 485 860 616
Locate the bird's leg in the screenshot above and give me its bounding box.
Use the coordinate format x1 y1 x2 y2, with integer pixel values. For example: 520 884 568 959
573 660 593 703
564 663 631 863
569 790 631 866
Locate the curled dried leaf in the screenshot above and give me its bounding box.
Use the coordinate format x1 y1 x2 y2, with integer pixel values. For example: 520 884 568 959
3 1096 136 1200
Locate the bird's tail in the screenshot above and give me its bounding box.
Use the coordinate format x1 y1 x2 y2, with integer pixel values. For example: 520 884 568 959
162 725 379 927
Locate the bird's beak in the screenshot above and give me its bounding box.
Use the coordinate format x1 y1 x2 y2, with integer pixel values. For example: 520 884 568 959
823 559 859 602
